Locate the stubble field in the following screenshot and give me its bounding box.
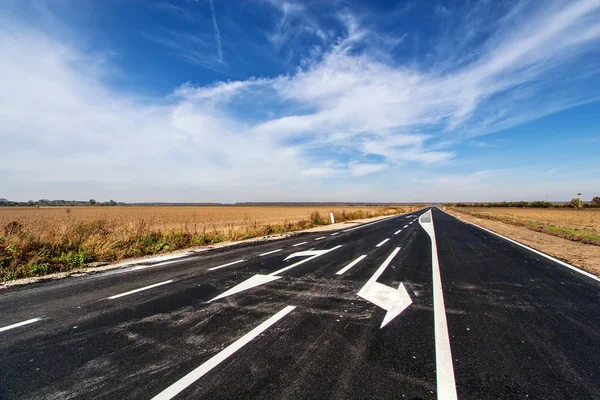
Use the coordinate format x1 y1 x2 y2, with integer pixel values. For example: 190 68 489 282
0 205 415 281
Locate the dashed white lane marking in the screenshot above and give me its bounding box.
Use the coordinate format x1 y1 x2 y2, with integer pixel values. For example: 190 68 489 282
419 210 457 400
336 255 367 275
208 259 245 271
315 236 326 241
394 229 402 235
0 317 42 333
330 232 339 236
403 225 408 228
107 280 173 300
115 259 183 274
152 305 296 400
376 238 390 247
259 249 282 257
292 241 307 247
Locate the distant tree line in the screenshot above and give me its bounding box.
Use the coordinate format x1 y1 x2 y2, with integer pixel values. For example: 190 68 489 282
0 199 124 207
452 196 600 209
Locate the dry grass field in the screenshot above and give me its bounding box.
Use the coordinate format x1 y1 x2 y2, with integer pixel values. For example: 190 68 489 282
449 207 600 245
0 205 416 281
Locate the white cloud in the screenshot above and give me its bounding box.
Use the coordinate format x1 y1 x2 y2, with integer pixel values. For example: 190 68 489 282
1 0 600 201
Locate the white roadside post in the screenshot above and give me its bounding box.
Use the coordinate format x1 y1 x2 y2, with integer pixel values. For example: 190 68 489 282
330 212 335 224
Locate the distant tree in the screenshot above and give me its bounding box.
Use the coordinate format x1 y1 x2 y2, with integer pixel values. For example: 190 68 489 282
592 196 600 207
109 199 117 206
569 198 582 208
89 199 97 206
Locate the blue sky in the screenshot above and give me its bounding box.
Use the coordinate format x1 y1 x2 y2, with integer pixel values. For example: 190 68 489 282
1 0 599 202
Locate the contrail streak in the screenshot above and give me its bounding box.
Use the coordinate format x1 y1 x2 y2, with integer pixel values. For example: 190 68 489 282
208 0 223 63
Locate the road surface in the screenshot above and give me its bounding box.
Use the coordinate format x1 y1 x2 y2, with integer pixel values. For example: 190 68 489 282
1 208 599 399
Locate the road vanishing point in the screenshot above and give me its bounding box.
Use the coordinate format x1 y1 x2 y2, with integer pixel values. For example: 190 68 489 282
1 208 599 399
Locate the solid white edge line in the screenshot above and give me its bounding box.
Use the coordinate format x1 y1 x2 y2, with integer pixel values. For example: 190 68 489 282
151 305 296 400
376 238 390 247
394 229 402 235
336 255 367 275
259 249 282 257
292 241 307 247
442 210 600 283
0 317 42 333
420 211 458 400
341 214 401 232
315 236 326 240
107 280 174 300
208 259 245 271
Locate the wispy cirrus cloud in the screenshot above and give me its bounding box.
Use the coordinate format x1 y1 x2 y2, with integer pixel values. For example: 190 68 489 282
208 0 223 63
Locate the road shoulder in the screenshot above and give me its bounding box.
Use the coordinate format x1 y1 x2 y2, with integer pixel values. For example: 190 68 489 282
444 208 600 278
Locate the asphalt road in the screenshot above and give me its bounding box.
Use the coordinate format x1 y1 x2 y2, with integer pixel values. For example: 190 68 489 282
1 208 599 399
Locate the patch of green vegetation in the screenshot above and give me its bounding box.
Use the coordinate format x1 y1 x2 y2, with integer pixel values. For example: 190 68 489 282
546 225 600 242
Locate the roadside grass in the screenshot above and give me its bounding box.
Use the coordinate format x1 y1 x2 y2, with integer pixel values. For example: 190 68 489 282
0 207 410 281
449 207 600 246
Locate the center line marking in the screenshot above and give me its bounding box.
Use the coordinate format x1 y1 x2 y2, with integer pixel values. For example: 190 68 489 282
0 317 42 333
208 259 245 271
336 255 367 275
151 305 296 400
107 280 173 300
419 210 458 400
330 232 339 236
292 241 307 247
394 229 402 235
259 249 282 257
315 236 326 240
376 238 390 247
403 225 408 228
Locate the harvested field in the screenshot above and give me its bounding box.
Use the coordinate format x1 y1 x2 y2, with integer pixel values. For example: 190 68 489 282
448 207 600 245
0 205 419 281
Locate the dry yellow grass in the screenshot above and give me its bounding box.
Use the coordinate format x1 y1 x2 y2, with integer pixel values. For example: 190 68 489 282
0 205 418 281
0 206 393 235
449 207 600 245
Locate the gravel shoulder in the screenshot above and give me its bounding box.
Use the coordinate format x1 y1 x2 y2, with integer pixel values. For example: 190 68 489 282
445 208 600 278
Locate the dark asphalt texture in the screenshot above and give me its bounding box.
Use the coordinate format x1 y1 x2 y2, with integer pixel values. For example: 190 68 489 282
0 208 599 399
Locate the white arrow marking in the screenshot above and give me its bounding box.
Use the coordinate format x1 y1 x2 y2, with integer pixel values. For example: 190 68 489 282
358 281 412 328
419 210 457 400
209 245 342 302
209 274 282 302
357 247 413 328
